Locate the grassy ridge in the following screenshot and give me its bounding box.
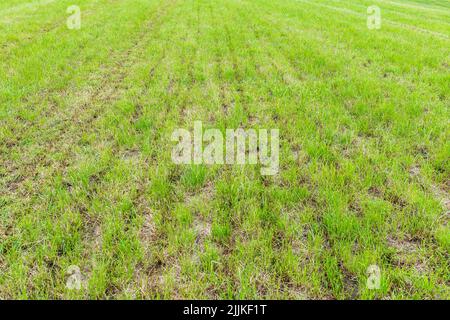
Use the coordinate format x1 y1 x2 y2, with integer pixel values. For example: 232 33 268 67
0 0 449 299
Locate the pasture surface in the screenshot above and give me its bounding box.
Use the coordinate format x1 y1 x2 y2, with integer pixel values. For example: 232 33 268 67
0 0 449 299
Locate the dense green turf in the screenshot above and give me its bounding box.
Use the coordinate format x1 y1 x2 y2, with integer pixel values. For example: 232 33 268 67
0 0 449 299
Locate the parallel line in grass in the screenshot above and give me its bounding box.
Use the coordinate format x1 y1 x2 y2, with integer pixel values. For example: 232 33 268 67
296 0 450 40
0 1 146 161
267 0 449 218
229 2 334 298
131 0 291 298
198 0 347 299
11 0 173 194
238 0 448 298
300 0 450 38
206 0 233 124
2 0 448 299
1 1 176 209
0 0 124 111
271 0 448 106
278 0 450 298
262 4 449 222
236 0 364 299
123 0 221 299
2 0 167 125
0 2 102 58
377 0 450 13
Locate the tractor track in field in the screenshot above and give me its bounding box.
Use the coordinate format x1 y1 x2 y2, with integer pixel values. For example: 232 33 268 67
376 0 450 14
325 0 450 27
1 0 163 131
1 0 178 226
296 0 450 40
233 0 341 298
251 1 450 217
235 0 448 299
1 0 449 300
1 0 178 298
200 0 356 298
0 0 56 16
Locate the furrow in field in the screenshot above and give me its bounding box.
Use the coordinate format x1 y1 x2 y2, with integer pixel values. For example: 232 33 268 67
170 0 341 299
296 0 449 39
235 0 448 298
377 0 450 13
72 0 231 298
128 0 232 299
1 0 168 170
0 0 133 109
0 0 105 54
2 0 177 214
0 1 179 298
321 0 450 30
230 0 360 299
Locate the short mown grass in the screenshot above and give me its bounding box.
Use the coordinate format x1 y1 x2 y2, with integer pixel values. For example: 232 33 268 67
0 0 449 299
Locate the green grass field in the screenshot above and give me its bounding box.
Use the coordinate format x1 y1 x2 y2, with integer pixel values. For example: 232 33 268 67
0 0 449 299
